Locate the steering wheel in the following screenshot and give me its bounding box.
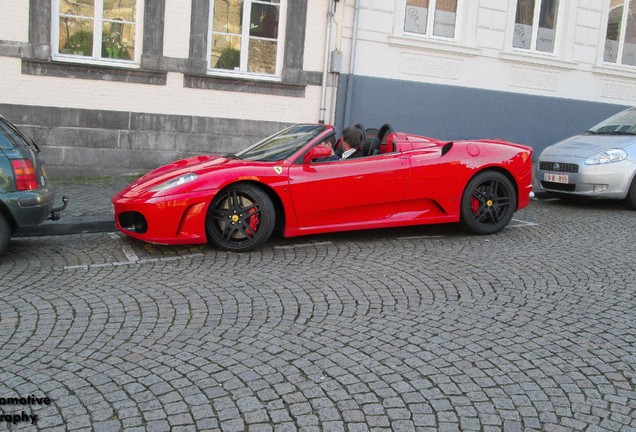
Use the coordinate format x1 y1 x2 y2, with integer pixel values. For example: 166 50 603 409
376 123 395 144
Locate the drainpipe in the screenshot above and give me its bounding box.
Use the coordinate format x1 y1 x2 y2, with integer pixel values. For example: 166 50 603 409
343 0 361 128
319 0 335 124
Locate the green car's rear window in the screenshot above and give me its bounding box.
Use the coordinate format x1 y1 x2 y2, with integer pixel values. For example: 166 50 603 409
0 118 32 151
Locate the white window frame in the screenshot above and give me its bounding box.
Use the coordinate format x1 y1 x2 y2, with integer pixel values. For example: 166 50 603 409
51 0 143 67
510 0 561 55
603 0 636 67
399 0 462 42
207 0 287 81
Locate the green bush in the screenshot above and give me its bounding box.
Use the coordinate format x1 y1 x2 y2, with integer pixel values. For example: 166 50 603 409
62 30 93 56
215 48 240 70
102 31 131 60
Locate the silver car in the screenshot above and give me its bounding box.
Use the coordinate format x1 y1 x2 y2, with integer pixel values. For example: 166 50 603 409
536 107 636 208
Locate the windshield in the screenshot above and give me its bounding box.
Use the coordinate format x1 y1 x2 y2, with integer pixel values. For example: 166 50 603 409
587 108 636 135
236 125 327 161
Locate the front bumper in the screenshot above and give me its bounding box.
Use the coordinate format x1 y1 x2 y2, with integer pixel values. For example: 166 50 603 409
3 187 56 227
112 190 214 245
535 157 636 199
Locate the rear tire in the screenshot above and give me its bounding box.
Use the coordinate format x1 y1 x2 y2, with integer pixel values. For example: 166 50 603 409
626 177 636 209
459 171 517 235
0 214 10 256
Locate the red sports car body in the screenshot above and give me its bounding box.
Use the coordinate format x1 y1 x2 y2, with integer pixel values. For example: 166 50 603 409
112 124 533 252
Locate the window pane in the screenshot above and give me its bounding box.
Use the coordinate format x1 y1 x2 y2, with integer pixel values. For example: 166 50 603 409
250 3 279 39
212 0 242 35
59 18 93 56
103 0 136 22
513 0 535 49
622 0 636 65
248 39 277 74
605 0 624 62
211 34 241 70
0 119 32 150
433 0 457 38
536 0 558 52
102 21 135 60
209 0 283 75
404 0 429 35
60 0 94 18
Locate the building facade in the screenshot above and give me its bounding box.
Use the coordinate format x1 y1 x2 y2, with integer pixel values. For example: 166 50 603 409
337 0 635 155
0 0 331 175
0 0 635 176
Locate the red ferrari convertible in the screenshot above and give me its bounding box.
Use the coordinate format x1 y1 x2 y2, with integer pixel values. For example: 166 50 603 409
112 123 533 252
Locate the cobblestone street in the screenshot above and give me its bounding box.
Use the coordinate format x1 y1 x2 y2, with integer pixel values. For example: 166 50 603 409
1 199 635 431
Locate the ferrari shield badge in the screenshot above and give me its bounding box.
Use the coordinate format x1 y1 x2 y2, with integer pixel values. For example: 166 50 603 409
273 166 283 175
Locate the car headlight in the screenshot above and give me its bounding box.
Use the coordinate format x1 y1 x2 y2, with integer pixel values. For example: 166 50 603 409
150 173 199 192
584 149 627 165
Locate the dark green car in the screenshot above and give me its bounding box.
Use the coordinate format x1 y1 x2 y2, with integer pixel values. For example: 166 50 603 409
0 116 61 255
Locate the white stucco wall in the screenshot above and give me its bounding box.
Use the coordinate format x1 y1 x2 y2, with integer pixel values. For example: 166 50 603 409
0 0 327 124
7 1 628 123
0 0 29 42
304 1 329 72
342 0 636 105
163 0 192 59
0 57 323 123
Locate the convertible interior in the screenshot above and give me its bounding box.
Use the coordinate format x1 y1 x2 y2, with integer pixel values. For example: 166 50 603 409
331 123 453 159
332 123 394 158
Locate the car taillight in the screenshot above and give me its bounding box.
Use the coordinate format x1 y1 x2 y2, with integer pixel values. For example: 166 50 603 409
11 159 38 191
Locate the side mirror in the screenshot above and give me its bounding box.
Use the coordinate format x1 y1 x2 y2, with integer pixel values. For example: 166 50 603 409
304 146 333 163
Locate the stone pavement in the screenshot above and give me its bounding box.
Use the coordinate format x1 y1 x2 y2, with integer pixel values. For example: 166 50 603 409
2 194 636 431
14 176 134 237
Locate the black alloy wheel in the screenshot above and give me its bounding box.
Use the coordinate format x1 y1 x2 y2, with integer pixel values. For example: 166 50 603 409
459 171 517 235
206 183 275 252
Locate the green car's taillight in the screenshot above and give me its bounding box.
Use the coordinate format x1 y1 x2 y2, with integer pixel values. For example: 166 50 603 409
11 159 38 191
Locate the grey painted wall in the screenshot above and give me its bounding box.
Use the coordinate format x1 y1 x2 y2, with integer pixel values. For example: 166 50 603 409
336 75 629 156
0 104 291 177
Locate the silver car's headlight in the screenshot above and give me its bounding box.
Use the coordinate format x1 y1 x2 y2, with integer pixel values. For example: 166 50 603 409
584 149 627 165
150 173 199 192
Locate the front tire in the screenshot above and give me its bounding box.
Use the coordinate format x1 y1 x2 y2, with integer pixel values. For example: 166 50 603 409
0 214 11 256
206 184 275 252
625 177 636 209
459 171 516 235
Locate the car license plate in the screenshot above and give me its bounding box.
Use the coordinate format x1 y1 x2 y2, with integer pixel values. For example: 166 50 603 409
544 173 569 183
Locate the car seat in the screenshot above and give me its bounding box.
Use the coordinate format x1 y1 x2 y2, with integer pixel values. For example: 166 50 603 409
361 137 381 156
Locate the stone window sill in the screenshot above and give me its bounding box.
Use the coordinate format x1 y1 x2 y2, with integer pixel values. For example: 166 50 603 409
21 59 167 85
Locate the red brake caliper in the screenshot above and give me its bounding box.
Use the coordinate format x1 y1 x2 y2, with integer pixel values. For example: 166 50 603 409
471 196 480 214
248 207 260 236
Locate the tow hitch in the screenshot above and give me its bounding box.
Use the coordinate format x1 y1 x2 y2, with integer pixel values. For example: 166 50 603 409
49 196 69 221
